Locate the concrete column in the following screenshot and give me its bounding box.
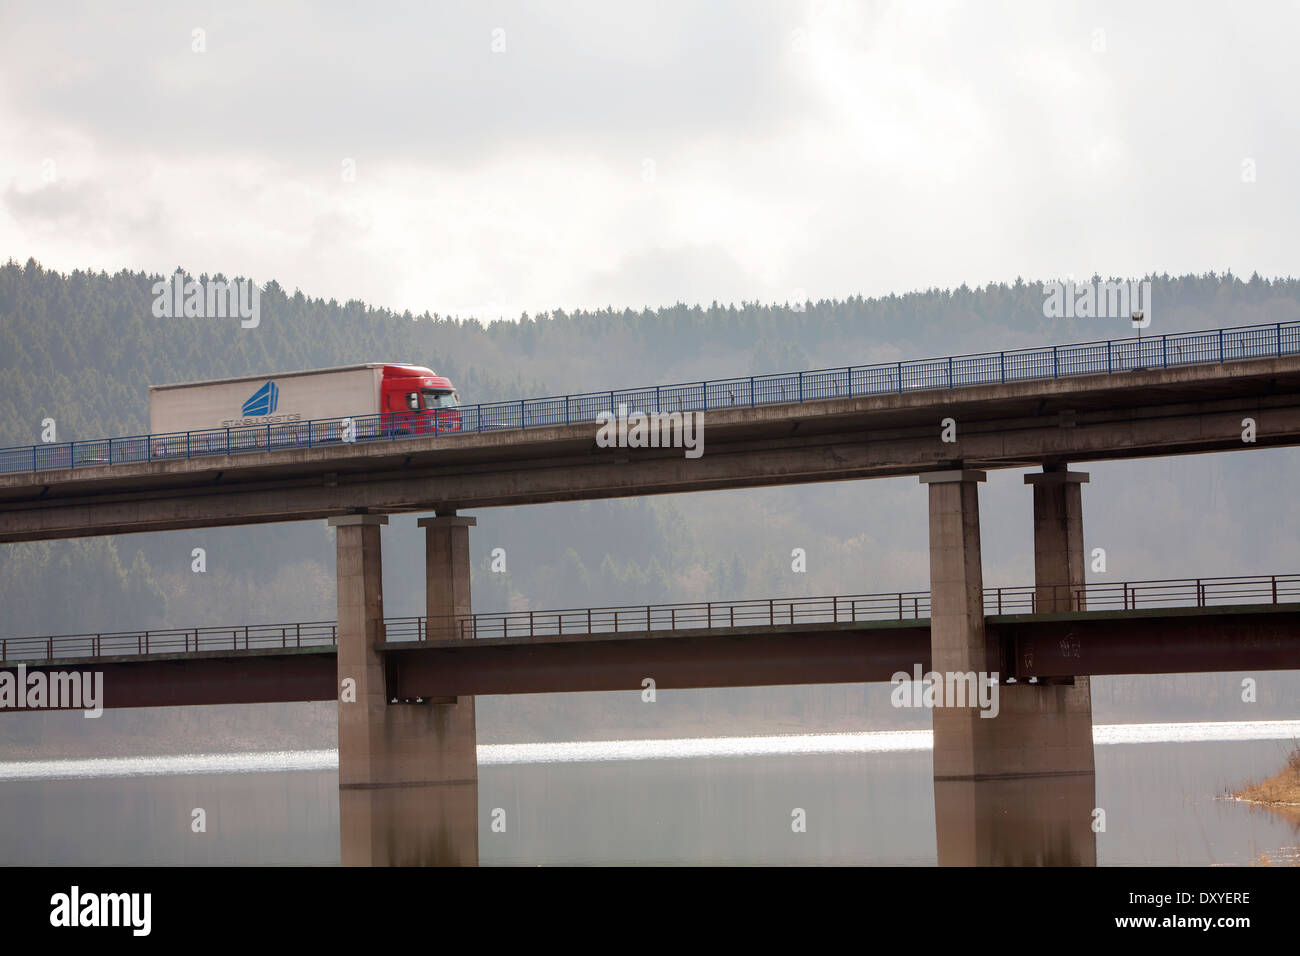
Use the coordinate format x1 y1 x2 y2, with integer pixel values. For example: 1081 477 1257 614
332 513 478 866
419 514 477 639
1026 468 1090 613
921 469 1096 865
919 470 990 782
1018 466 1097 781
415 513 479 861
1015 470 1094 784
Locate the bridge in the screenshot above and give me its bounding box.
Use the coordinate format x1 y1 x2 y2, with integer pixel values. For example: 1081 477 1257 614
5 574 1300 706
3 321 1300 865
3 321 1300 541
5 321 1297 477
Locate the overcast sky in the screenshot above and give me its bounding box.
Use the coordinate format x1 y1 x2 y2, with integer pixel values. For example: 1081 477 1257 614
1 0 1296 319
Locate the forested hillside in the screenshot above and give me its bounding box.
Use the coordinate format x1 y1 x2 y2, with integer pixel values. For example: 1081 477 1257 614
2 259 1299 753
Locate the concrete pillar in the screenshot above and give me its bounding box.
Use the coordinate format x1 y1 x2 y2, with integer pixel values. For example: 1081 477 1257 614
419 514 477 640
919 470 991 782
1015 470 1094 786
1026 468 1090 613
332 513 479 866
1017 467 1097 853
415 513 479 861
921 469 1096 865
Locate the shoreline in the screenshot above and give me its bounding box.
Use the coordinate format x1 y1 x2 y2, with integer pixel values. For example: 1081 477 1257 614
1231 743 1300 810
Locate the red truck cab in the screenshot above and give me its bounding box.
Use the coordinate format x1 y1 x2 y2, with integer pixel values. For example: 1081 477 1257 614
380 364 462 434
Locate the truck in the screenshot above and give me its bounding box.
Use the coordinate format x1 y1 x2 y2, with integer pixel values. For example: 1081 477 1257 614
148 363 462 450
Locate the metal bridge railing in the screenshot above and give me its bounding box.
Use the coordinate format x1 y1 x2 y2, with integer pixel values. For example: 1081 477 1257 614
4 574 1299 664
0 620 342 663
419 591 934 642
1016 574 1300 612
3 320 1298 475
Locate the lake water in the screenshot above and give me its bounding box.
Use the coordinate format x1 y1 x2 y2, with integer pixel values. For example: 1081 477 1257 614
1 720 1297 865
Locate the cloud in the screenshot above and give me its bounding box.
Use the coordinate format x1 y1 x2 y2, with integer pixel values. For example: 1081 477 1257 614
0 0 1296 318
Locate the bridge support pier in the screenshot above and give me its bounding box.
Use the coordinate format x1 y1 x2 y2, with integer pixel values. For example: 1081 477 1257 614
922 469 1097 865
332 513 479 866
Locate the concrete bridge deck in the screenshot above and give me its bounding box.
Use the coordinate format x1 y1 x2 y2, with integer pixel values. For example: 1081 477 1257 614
4 574 1297 709
3 350 1300 542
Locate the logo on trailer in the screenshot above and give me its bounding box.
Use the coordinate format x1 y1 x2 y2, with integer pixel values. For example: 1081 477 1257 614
242 381 279 417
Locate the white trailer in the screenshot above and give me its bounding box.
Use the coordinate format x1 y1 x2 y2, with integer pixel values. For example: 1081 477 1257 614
149 364 390 435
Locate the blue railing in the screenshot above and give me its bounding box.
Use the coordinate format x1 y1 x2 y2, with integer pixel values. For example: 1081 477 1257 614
2 321 1298 476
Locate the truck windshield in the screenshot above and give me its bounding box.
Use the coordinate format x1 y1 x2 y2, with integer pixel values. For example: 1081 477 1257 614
422 390 458 409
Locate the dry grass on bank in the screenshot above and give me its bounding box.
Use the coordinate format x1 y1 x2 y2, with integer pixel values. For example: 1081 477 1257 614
1235 743 1300 806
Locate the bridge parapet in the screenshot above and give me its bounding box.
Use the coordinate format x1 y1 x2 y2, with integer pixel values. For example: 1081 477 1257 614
5 573 1298 665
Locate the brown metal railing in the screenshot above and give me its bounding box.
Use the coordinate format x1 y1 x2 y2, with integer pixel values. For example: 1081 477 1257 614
419 591 933 642
3 574 1298 663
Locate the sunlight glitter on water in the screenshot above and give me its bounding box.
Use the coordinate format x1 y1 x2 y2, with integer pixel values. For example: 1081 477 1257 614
2 719 1297 781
